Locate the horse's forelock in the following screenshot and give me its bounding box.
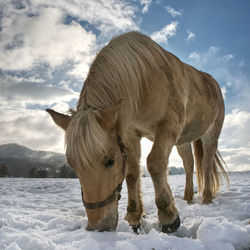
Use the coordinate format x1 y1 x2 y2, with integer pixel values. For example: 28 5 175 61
65 109 109 170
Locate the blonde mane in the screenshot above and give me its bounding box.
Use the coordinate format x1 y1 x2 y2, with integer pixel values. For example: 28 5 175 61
78 31 170 113
66 32 170 169
66 108 109 169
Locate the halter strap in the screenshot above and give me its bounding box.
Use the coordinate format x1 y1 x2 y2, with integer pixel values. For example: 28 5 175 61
81 136 128 210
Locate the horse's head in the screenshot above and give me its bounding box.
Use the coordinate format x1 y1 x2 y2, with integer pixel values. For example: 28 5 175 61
46 100 126 231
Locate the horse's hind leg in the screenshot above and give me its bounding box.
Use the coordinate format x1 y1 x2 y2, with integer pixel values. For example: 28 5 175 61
124 133 143 231
201 117 224 204
177 143 194 203
147 122 180 233
200 135 217 204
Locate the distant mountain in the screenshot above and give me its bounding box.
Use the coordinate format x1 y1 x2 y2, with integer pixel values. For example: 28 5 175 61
0 143 67 177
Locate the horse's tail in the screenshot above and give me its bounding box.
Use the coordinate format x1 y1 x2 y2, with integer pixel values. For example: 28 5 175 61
213 150 230 195
193 139 230 196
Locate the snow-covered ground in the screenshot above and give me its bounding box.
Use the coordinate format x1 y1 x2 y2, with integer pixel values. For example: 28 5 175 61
0 172 250 250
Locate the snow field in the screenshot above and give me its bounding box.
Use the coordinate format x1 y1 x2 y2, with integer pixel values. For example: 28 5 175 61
0 172 250 250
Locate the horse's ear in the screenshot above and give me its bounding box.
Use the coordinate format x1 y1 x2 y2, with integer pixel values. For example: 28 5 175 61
97 99 123 130
46 109 71 131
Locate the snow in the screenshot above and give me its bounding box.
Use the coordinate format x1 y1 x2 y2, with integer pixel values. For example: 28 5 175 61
0 172 250 250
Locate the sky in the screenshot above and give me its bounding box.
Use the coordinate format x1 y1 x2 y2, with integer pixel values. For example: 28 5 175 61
0 0 250 171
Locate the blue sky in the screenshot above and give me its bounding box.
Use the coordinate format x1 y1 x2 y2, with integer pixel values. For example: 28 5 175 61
0 0 250 171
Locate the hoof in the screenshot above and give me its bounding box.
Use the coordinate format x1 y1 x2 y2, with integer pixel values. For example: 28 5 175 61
131 224 141 234
184 191 194 204
161 214 180 233
184 196 193 204
202 197 212 204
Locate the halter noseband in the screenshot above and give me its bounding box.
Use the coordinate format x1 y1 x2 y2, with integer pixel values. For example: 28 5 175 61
81 136 128 210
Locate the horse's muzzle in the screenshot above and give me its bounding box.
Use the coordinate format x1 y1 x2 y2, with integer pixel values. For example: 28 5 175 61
86 211 118 232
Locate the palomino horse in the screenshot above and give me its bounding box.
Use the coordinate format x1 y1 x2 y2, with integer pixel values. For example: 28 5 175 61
46 31 229 233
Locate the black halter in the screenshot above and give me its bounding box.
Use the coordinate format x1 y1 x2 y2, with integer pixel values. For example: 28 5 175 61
81 136 128 210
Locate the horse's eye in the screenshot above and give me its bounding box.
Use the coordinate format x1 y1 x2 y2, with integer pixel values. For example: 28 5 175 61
105 157 115 167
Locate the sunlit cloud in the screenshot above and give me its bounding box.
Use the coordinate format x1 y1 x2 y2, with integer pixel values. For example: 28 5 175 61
189 51 200 61
0 8 96 73
0 107 65 153
140 0 152 13
151 21 178 44
221 85 227 99
220 109 250 171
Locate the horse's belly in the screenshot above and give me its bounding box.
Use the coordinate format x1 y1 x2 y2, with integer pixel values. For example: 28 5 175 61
135 126 155 141
177 120 210 145
135 118 211 145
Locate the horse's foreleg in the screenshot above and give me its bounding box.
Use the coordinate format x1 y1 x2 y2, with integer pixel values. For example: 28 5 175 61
177 143 194 203
147 122 180 233
124 135 143 232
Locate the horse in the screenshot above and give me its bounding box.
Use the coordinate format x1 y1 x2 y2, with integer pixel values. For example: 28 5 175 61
46 31 229 233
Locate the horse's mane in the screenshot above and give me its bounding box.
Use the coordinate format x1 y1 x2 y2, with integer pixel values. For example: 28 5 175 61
66 32 170 169
78 31 170 112
66 108 109 169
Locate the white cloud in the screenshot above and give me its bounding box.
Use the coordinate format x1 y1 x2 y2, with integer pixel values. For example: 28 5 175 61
0 107 65 153
220 147 250 171
219 109 250 171
221 85 227 99
189 51 200 61
51 102 70 113
221 109 250 150
186 30 195 41
223 109 250 133
0 7 96 74
165 6 182 17
140 0 152 13
29 0 139 35
151 21 179 44
0 0 140 77
188 46 224 68
0 75 78 106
